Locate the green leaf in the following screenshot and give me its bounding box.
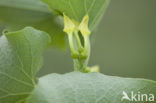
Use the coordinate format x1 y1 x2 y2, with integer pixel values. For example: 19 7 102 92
0 0 66 48
0 27 50 103
26 72 156 103
0 0 49 13
42 0 110 30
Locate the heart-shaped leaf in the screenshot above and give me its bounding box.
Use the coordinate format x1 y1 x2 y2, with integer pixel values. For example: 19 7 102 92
42 0 110 30
0 0 66 48
26 72 156 103
0 27 50 103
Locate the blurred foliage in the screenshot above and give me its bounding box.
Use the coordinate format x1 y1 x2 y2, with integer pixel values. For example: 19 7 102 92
0 0 66 49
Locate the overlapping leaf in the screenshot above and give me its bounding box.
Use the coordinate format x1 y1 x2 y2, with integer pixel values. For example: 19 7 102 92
42 0 110 30
0 27 50 103
26 72 156 103
0 0 66 48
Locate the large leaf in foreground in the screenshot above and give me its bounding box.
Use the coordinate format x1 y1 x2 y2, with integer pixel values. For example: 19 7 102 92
0 0 66 48
0 27 50 103
26 72 156 103
42 0 110 30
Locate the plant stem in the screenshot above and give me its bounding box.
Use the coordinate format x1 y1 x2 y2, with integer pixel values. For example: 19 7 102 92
74 31 83 52
68 34 78 58
73 34 91 72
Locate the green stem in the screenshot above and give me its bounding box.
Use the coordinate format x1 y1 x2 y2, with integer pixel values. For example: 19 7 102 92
83 35 90 58
68 34 78 58
68 32 91 72
68 34 74 52
74 31 83 52
73 35 91 72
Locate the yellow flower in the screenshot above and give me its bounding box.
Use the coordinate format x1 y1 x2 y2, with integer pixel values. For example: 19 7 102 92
79 14 91 36
85 65 99 73
63 13 75 34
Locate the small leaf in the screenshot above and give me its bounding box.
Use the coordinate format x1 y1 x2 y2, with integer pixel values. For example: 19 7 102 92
42 0 110 30
0 0 66 49
26 72 156 103
0 27 50 103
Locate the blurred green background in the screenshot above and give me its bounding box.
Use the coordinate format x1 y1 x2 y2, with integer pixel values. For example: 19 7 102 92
40 0 156 80
0 0 156 80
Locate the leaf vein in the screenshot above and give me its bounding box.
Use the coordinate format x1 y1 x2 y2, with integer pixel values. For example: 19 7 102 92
0 88 10 94
0 72 34 87
87 0 96 13
90 0 107 28
0 93 30 100
84 0 87 13
23 34 34 78
14 39 35 85
68 0 79 20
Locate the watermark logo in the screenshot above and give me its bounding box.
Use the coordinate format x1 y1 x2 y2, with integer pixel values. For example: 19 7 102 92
121 91 154 102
